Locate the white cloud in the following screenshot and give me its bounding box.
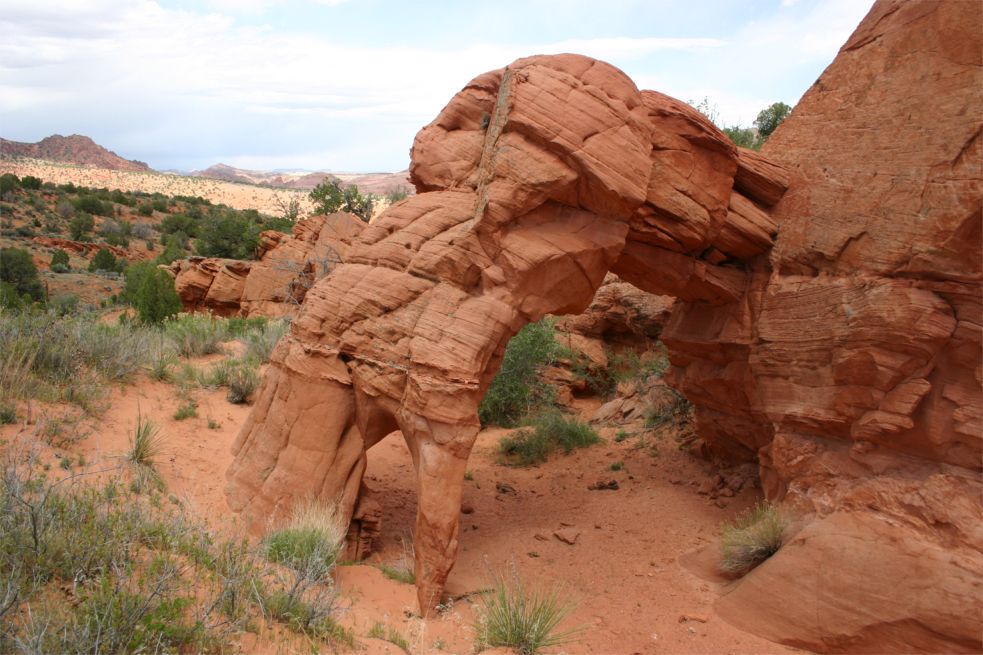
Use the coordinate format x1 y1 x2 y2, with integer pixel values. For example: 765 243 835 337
0 0 874 170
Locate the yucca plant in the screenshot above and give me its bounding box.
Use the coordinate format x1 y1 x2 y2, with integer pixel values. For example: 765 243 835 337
128 413 164 471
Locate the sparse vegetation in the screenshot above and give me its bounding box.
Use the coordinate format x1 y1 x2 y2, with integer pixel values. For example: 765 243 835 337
368 622 411 652
164 313 227 357
498 410 601 467
173 401 198 420
260 498 350 643
475 565 581 655
0 451 352 650
720 503 789 575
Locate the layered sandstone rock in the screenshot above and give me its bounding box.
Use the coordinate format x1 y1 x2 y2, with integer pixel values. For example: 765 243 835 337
226 53 785 613
225 1 981 649
167 212 365 317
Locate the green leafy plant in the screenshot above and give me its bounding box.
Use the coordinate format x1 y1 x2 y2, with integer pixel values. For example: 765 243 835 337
479 319 561 427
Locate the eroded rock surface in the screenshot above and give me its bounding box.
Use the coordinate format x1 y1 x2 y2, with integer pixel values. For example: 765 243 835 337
225 1 981 648
226 53 786 613
167 212 365 317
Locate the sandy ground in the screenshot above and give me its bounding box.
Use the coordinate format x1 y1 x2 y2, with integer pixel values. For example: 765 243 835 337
1 366 801 654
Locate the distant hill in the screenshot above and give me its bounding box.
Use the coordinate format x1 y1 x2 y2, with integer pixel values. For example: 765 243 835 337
192 163 411 195
0 134 150 172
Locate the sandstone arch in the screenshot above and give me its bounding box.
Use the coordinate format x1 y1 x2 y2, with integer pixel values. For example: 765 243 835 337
226 2 982 649
226 53 787 611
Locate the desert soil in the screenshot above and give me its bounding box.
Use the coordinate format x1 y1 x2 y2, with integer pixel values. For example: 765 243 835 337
1 363 800 655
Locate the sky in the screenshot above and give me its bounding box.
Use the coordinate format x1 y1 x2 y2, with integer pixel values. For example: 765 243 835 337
0 0 875 173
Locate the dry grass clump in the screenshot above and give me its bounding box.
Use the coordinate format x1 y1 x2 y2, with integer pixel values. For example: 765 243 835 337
128 413 165 470
719 502 789 575
475 564 581 655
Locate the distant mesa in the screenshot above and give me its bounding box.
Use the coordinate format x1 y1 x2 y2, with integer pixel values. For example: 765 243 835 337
0 134 150 172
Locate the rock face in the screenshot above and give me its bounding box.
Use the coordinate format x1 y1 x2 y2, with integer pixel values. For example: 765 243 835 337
225 1 981 649
702 2 983 651
167 212 365 317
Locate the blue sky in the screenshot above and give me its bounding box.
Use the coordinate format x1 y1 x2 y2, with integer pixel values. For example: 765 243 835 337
0 0 874 172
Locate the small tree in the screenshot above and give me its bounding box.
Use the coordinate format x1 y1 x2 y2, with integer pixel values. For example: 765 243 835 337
309 178 344 215
88 247 119 273
0 174 20 196
754 102 792 139
342 185 373 222
125 261 181 324
0 247 44 302
20 175 42 190
196 212 259 259
50 249 70 270
69 213 95 240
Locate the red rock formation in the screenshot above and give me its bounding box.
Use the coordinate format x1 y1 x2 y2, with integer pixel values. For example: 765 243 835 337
32 236 130 260
0 134 149 171
167 212 365 317
225 2 981 649
226 53 788 614
700 1 983 651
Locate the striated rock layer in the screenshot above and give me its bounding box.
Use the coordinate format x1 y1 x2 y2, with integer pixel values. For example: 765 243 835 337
224 1 981 649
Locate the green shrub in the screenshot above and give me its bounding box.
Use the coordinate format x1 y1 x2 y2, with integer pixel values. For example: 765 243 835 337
160 213 199 237
196 211 259 259
498 411 600 467
20 175 42 190
137 202 154 216
125 261 181 325
152 198 169 212
50 248 70 269
50 293 79 316
0 173 20 195
479 319 561 427
68 212 94 240
88 247 121 273
720 503 789 575
475 567 580 654
73 194 112 216
0 247 45 302
308 178 344 215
